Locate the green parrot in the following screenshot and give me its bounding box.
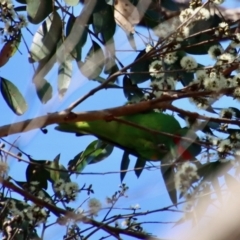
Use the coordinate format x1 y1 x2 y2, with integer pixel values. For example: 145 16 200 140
55 112 200 162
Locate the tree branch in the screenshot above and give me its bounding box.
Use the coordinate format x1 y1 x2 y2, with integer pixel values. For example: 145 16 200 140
0 89 238 138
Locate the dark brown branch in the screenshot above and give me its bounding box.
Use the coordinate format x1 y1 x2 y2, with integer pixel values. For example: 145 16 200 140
0 88 238 138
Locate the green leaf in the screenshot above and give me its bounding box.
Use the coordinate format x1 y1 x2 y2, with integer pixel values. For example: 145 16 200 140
78 40 105 80
1 77 27 115
14 6 27 11
120 152 130 182
161 0 180 11
0 42 12 67
134 157 146 178
127 33 136 50
130 50 151 84
93 76 118 87
49 159 70 183
66 15 88 61
104 57 117 74
64 0 79 6
105 0 114 5
93 5 115 42
26 0 54 24
123 76 144 101
198 161 232 181
58 59 72 98
15 0 27 3
68 151 87 173
68 140 114 173
229 107 240 118
25 159 50 189
49 154 60 182
33 78 52 104
29 11 62 62
161 166 177 204
143 9 162 29
87 140 114 164
182 14 222 55
199 121 220 134
92 0 108 12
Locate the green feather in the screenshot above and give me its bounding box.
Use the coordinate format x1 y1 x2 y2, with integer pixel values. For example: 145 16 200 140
55 112 182 161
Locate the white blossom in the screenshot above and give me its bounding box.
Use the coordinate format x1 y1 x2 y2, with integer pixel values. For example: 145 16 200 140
164 52 178 65
174 162 199 195
64 182 79 195
176 26 190 42
154 20 177 38
217 139 232 153
206 134 220 146
149 60 164 78
218 53 235 63
130 204 140 210
203 77 221 91
233 73 240 86
0 161 8 178
215 22 229 36
233 87 240 100
179 8 194 23
212 0 225 4
220 108 235 119
189 97 210 109
208 45 224 59
53 179 65 191
145 44 153 53
231 33 240 48
194 7 210 21
180 56 197 71
196 69 207 82
88 198 102 216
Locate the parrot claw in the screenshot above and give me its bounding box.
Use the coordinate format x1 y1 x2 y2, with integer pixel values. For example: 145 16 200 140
104 114 115 122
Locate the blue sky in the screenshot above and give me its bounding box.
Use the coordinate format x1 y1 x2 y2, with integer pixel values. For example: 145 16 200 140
1 0 239 239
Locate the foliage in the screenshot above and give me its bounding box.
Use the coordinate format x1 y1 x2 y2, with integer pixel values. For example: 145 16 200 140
1 0 240 239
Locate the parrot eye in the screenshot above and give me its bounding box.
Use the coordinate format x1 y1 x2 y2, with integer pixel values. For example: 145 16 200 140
157 144 167 151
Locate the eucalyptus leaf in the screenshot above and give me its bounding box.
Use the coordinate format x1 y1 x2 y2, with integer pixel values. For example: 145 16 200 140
130 50 151 84
78 40 105 80
33 78 53 104
26 0 53 24
64 0 79 6
66 15 88 61
0 77 27 115
58 59 72 98
120 152 130 182
29 11 62 62
25 159 50 190
134 157 146 178
161 166 177 204
49 154 60 182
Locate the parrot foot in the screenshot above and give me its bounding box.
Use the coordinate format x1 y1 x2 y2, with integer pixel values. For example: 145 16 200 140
104 114 115 122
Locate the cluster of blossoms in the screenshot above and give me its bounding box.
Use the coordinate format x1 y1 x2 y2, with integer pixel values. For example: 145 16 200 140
0 0 27 43
180 56 198 71
53 179 80 203
179 6 211 24
0 159 8 178
5 199 48 225
88 198 102 216
174 162 199 196
215 22 230 37
149 77 176 98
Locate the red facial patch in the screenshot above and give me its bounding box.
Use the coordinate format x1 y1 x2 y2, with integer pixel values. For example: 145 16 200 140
173 136 193 161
